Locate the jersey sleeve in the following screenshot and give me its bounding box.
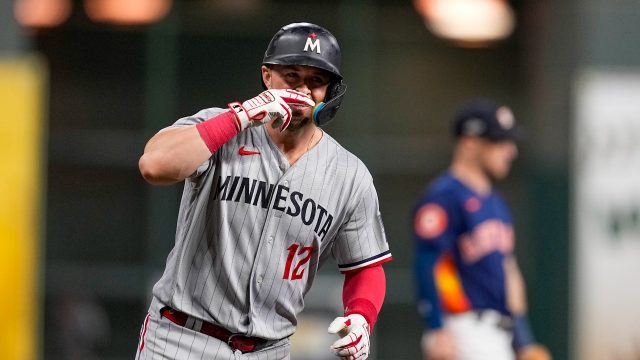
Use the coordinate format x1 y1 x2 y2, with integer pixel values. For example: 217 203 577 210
332 178 392 273
413 190 461 330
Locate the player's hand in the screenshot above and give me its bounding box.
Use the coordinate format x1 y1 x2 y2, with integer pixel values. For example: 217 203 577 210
228 89 315 132
421 329 456 360
328 314 370 360
516 344 552 360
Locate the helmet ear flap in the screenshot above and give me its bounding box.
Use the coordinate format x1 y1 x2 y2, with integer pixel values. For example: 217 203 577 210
313 80 347 127
326 79 346 101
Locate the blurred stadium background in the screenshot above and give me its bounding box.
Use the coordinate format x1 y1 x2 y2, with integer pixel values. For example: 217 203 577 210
1 0 640 359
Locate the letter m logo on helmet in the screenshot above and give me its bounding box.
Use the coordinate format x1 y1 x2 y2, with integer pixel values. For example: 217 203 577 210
303 33 321 54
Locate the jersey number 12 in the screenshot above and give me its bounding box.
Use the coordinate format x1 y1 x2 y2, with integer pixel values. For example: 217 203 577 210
283 244 313 280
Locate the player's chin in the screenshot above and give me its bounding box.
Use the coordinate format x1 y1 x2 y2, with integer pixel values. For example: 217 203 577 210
286 108 312 129
286 115 312 131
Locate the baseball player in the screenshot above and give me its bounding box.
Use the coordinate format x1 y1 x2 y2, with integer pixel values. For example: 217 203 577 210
135 22 392 360
412 99 551 360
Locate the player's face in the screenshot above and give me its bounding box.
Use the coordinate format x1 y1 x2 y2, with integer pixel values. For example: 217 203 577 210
479 139 518 180
262 64 331 129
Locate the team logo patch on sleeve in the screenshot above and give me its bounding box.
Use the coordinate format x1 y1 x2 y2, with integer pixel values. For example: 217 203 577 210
464 197 481 212
414 203 448 239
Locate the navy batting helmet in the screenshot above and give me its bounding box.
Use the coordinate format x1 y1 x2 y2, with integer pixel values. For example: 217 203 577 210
262 22 347 127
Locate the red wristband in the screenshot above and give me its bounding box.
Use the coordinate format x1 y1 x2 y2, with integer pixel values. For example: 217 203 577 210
345 298 378 331
195 111 240 153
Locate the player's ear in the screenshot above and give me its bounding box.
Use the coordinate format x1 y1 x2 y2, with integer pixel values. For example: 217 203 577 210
261 65 272 89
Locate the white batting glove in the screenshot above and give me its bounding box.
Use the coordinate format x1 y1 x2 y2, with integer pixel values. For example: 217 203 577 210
328 314 370 360
228 89 315 132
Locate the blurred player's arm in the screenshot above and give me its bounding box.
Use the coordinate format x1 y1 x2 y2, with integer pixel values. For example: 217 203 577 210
413 197 460 360
415 241 455 360
504 255 527 315
504 256 552 360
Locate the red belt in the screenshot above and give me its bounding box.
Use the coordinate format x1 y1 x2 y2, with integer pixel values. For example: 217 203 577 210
160 307 269 353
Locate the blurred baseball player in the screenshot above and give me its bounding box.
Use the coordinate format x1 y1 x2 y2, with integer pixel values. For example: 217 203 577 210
412 99 550 360
135 22 391 360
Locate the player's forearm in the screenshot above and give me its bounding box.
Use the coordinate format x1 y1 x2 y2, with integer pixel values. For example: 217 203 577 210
342 265 386 330
504 256 538 351
139 126 213 185
414 248 445 329
504 255 528 315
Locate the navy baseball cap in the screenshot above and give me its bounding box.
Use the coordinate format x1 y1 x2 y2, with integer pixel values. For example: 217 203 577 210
452 98 522 141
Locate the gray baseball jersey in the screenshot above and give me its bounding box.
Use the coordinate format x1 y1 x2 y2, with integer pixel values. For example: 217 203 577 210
151 107 391 341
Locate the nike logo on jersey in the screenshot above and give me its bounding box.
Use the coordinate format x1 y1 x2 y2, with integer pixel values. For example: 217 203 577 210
239 146 260 156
